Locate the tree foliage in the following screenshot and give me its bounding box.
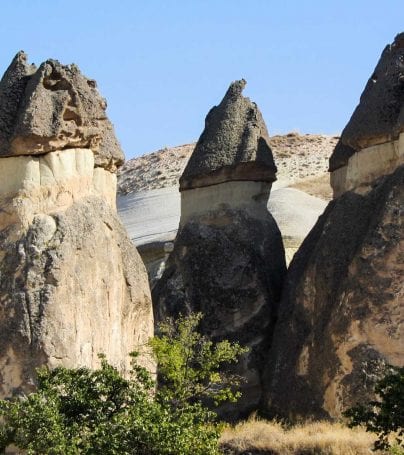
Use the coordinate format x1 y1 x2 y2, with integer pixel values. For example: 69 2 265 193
0 313 246 454
150 312 248 408
344 365 404 451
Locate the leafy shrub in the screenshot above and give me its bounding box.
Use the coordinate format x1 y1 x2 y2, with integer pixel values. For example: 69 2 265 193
150 312 248 408
344 365 404 451
0 313 246 454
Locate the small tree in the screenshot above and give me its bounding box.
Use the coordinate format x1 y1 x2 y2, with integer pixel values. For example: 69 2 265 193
0 313 246 454
150 312 248 408
344 365 404 451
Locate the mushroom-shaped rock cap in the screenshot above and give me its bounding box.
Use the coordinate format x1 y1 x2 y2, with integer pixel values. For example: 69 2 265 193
0 52 124 171
330 33 404 172
180 80 277 190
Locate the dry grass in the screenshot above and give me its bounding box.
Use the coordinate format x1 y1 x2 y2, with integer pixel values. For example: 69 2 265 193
220 418 380 454
289 173 333 201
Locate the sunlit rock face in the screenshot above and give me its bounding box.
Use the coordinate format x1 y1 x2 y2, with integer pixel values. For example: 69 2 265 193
264 34 404 420
153 80 286 418
0 53 153 398
330 32 404 198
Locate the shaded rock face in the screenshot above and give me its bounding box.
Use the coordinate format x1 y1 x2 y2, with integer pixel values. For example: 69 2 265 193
0 54 153 398
0 52 124 170
154 80 286 418
264 166 403 419
180 80 277 190
264 34 404 420
153 208 286 417
330 33 404 171
329 33 404 198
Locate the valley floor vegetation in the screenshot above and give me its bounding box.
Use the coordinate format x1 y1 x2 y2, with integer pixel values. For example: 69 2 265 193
0 314 402 455
0 313 246 454
220 418 378 455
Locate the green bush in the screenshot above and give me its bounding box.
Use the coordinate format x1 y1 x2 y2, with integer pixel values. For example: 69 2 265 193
0 313 246 454
150 312 248 408
344 365 404 451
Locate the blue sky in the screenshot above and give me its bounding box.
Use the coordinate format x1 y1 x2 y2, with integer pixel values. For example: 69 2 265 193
0 1 402 159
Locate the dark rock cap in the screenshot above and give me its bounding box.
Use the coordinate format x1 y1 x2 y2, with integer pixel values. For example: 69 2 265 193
330 33 404 172
180 80 277 190
0 52 124 170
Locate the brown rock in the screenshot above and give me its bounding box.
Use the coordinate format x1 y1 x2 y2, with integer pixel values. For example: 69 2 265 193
330 33 404 172
153 80 286 418
0 52 124 171
180 80 277 190
264 165 403 419
0 55 153 398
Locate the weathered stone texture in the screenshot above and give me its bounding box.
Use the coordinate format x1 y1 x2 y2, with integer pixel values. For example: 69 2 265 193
180 80 277 190
330 33 404 172
154 79 286 418
264 165 404 419
0 53 153 398
153 208 286 417
0 197 153 397
0 52 123 170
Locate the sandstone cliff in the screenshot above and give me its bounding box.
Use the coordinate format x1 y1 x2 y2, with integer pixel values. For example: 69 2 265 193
0 53 153 398
264 33 404 419
153 81 286 417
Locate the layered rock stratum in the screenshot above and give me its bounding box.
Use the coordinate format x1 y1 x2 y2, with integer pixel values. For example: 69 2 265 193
0 53 153 398
264 33 404 419
152 81 287 417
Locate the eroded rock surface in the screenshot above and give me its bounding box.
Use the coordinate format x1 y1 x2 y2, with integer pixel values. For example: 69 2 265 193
0 52 123 170
0 53 153 398
329 33 404 197
153 80 286 417
179 80 277 190
265 34 404 420
264 166 403 419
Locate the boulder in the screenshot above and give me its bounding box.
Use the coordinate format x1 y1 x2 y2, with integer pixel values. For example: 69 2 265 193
329 33 404 197
264 34 404 419
0 53 153 398
0 52 124 170
153 80 286 417
179 79 277 191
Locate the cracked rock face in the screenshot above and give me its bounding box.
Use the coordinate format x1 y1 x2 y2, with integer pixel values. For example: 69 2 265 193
0 53 153 398
0 52 124 171
330 33 404 172
264 166 404 419
180 80 277 190
153 208 286 418
154 80 286 418
265 36 404 420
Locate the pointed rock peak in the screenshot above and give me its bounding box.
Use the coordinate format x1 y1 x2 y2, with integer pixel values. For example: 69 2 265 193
330 32 404 171
180 79 276 190
0 52 37 154
0 52 123 171
225 78 247 98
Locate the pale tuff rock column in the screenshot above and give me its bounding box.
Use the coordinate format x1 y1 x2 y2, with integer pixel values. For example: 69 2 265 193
153 80 286 418
264 33 404 420
0 52 153 398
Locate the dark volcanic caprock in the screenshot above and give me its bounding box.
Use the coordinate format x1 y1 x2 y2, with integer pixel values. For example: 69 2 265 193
264 34 404 420
0 51 124 170
329 33 404 198
180 79 277 190
153 80 286 418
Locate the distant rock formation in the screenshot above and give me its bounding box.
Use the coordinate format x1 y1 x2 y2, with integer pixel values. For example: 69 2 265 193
264 34 404 419
0 53 153 398
117 134 334 280
153 80 286 417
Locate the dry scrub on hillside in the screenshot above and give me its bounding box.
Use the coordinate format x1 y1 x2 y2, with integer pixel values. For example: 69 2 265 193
220 418 379 455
